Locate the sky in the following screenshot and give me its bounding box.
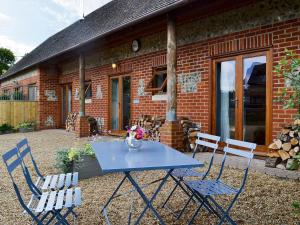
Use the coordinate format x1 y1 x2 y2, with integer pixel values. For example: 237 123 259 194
0 0 112 61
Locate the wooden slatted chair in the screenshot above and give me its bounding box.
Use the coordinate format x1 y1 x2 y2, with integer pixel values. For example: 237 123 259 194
2 147 81 225
162 133 220 213
182 139 256 225
17 138 78 191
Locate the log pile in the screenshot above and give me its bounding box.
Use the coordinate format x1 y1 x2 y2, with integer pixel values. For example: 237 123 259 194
65 112 78 132
180 117 201 152
131 115 201 151
131 115 165 141
267 119 300 169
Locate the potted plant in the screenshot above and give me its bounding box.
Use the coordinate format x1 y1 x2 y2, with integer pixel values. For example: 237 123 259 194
55 143 102 179
18 121 36 133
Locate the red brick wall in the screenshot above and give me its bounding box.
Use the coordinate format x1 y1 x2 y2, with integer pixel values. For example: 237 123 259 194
38 69 61 129
53 18 299 142
1 17 299 144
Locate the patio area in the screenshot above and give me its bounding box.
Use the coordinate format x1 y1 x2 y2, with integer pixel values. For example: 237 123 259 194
0 129 299 225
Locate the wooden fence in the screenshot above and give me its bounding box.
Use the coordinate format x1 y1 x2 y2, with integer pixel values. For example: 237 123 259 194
0 101 38 127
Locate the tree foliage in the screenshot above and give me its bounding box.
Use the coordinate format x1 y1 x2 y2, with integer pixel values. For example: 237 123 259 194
274 49 300 115
0 47 15 75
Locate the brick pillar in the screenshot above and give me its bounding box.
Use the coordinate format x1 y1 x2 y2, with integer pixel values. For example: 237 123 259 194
75 116 90 137
160 121 184 151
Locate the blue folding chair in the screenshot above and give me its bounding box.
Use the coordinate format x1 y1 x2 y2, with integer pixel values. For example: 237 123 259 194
2 147 81 225
182 139 256 225
17 138 78 191
162 133 220 211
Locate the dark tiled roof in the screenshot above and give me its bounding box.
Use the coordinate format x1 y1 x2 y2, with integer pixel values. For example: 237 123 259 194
2 0 187 79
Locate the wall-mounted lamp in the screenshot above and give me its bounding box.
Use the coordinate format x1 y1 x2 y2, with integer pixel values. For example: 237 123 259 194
112 63 117 69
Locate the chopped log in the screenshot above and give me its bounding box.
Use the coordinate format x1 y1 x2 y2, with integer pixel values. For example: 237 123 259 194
267 151 280 158
265 157 281 168
289 131 295 137
290 138 299 146
281 129 290 135
282 142 292 152
294 146 300 153
278 150 290 161
274 139 282 149
294 119 300 126
268 142 280 150
289 149 296 157
189 131 198 138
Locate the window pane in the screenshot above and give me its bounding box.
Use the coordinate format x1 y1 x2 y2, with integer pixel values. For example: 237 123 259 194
111 79 119 130
243 56 266 145
122 77 131 130
216 60 236 141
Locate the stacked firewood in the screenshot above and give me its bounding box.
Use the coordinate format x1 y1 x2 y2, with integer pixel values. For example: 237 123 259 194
131 115 165 141
267 119 300 169
65 112 78 132
180 117 201 152
131 115 201 151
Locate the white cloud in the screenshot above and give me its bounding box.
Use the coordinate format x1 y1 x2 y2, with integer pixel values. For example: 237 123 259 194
42 6 74 26
52 0 112 18
0 12 11 22
0 35 34 61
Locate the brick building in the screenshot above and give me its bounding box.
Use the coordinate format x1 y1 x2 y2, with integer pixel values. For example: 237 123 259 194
0 0 299 153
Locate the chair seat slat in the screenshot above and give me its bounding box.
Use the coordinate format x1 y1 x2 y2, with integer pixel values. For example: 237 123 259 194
49 175 58 189
55 190 65 210
35 192 49 213
42 176 52 190
65 173 72 187
72 172 79 186
57 174 66 189
74 188 81 206
65 189 73 208
45 191 57 211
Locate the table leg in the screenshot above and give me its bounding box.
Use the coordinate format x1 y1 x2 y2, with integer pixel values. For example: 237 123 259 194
101 175 127 214
125 169 173 225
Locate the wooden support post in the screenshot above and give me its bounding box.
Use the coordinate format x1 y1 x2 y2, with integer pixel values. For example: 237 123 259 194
166 14 177 121
79 53 85 117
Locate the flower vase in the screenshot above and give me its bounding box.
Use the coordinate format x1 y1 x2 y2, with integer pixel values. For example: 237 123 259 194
126 136 142 152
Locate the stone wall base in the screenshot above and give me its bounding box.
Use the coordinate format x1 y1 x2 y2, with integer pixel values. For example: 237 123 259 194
75 116 90 137
160 120 184 151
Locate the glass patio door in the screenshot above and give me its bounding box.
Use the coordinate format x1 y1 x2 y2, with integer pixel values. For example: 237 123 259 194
214 52 269 146
110 76 131 131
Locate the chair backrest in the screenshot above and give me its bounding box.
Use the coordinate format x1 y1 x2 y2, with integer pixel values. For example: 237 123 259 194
2 148 43 222
217 138 256 190
193 133 221 179
3 147 23 178
17 138 43 179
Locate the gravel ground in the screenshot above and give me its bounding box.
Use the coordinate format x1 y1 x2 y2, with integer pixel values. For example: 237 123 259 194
0 130 299 225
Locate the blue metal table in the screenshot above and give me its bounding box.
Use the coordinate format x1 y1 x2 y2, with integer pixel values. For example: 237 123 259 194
92 140 203 225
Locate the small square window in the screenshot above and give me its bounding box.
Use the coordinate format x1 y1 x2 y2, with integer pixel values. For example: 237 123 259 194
145 66 167 94
85 81 92 99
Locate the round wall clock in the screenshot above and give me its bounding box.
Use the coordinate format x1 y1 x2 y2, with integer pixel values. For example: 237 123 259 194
132 39 140 52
